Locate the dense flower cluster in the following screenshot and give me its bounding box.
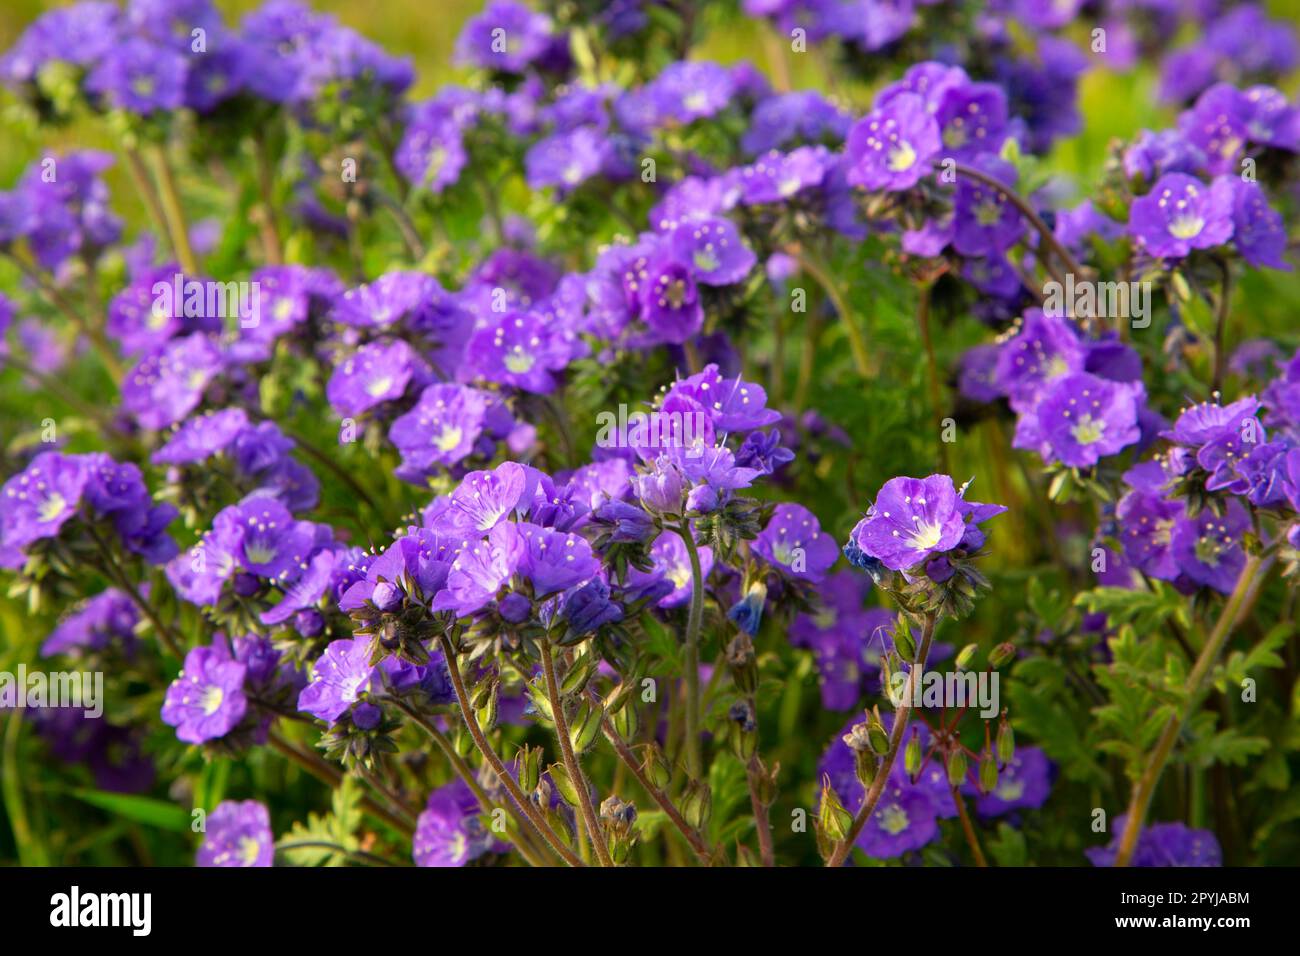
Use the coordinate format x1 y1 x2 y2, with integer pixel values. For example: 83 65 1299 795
3 0 1298 871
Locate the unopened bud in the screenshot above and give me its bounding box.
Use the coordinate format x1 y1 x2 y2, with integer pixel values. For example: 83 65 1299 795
955 643 979 671
903 731 922 778
979 753 999 794
517 744 542 794
989 642 1017 669
681 780 712 830
946 749 968 788
997 718 1015 765
547 763 581 807
818 779 852 843
643 743 671 790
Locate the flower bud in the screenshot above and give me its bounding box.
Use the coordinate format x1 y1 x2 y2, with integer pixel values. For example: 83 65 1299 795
955 643 979 671
725 631 758 694
903 731 922 779
681 780 712 830
517 744 542 794
979 752 999 794
946 749 968 788
568 700 603 754
893 617 917 661
818 779 852 843
997 718 1015 765
989 642 1017 669
547 763 581 807
643 743 672 790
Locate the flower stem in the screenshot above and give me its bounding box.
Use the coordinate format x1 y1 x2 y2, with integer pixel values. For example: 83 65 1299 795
437 634 586 866
915 281 950 475
274 839 409 866
84 522 184 660
1114 553 1269 866
396 700 554 867
950 784 989 867
266 731 414 837
676 523 706 779
123 145 176 264
949 162 1086 285
149 144 200 275
826 612 937 867
747 755 776 867
251 133 284 266
793 248 871 379
592 694 716 863
539 640 615 866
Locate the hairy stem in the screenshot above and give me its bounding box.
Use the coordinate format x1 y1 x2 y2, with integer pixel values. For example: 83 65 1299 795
950 784 989 867
794 248 871 379
149 144 200 275
437 634 586 866
1114 553 1269 866
539 641 615 866
826 613 937 867
397 700 554 867
676 523 706 778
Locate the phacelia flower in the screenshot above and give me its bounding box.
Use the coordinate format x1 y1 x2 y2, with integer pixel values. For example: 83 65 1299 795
162 642 249 745
197 800 273 867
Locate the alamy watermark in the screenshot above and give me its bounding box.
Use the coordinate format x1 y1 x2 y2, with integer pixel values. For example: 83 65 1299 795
887 666 999 718
1043 273 1151 329
0 665 103 718
152 272 261 329
594 403 708 457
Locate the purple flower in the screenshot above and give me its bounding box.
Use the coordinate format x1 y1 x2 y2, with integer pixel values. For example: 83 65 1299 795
0 3 122 87
667 364 782 433
738 146 833 204
1177 84 1250 175
844 93 940 192
515 522 599 596
1223 176 1290 270
197 800 273 867
326 339 426 418
525 126 610 193
1087 816 1222 867
849 474 969 572
1128 173 1235 260
298 636 379 724
953 156 1023 257
630 530 713 609
85 38 188 114
935 82 1007 160
1171 500 1250 593
455 0 553 73
753 503 839 582
152 408 250 465
1165 395 1260 447
42 588 138 658
743 90 850 154
636 254 703 346
389 384 490 479
557 578 623 637
464 310 575 394
1022 372 1143 468
631 456 688 517
1117 490 1185 580
122 333 223 431
414 780 500 866
994 310 1086 413
449 462 528 532
1 452 87 550
668 217 756 286
218 498 318 582
431 522 525 617
162 642 248 744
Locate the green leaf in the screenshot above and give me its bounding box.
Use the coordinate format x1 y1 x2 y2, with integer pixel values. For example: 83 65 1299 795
69 789 190 832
